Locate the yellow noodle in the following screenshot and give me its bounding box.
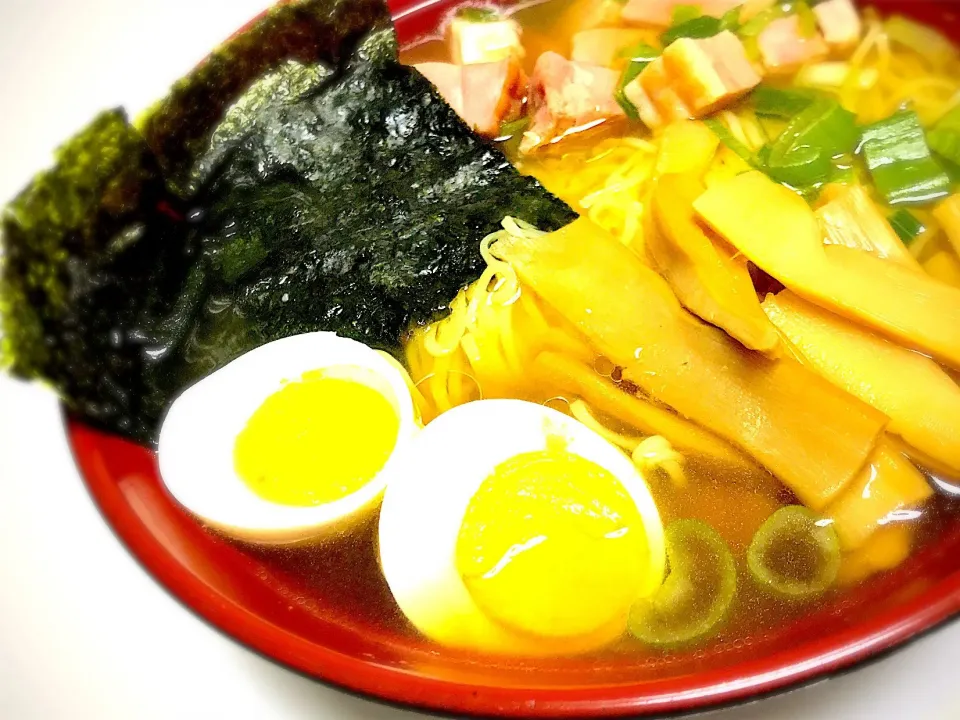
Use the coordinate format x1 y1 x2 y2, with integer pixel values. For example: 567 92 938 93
632 436 686 489
570 399 643 451
570 400 688 488
375 350 429 426
498 306 524 377
740 109 767 150
719 111 751 150
429 353 454 413
847 12 960 123
406 218 546 410
849 15 883 69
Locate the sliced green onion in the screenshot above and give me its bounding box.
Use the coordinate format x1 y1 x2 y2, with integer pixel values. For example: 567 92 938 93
889 209 925 244
935 153 960 184
738 1 796 38
617 41 662 63
861 110 951 206
829 161 857 185
628 520 737 646
719 5 743 32
497 117 528 137
614 44 660 120
764 146 830 189
495 117 530 156
795 1 818 38
926 105 960 167
775 98 858 160
704 117 757 165
752 85 819 119
455 6 500 22
747 506 840 598
661 15 723 46
672 4 702 25
871 158 951 206
764 98 858 188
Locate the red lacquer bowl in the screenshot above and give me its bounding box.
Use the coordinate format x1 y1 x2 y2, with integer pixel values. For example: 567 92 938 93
70 1 960 717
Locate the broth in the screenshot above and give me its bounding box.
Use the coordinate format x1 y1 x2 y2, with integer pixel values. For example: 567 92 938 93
231 480 959 667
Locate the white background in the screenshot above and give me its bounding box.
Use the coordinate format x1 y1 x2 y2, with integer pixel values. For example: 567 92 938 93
2 0 960 717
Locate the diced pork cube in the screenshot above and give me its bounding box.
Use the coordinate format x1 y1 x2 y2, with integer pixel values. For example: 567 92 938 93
813 0 862 54
624 31 760 129
448 16 524 65
415 59 526 138
624 57 692 129
665 32 762 113
461 59 527 136
622 0 743 28
758 15 829 74
415 62 465 116
520 52 625 153
571 28 657 67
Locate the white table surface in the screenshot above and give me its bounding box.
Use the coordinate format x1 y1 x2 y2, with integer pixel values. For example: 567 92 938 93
2 1 960 718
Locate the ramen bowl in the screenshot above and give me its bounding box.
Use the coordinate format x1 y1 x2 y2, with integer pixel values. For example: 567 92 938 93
63 0 960 716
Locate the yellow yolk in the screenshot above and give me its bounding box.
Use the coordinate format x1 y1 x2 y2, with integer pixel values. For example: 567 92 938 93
234 372 399 507
455 448 651 640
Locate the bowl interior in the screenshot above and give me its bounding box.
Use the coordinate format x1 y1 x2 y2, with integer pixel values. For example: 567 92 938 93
70 0 960 716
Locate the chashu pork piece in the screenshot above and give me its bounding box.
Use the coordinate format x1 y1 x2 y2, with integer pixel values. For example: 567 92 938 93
520 51 625 153
416 58 526 137
758 15 829 74
624 31 761 129
813 0 863 54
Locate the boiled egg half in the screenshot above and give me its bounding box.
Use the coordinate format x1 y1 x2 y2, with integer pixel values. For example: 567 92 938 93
378 399 666 656
158 332 418 544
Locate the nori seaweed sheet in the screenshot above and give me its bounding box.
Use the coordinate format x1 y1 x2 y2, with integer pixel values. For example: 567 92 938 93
0 110 196 437
0 0 576 445
142 0 393 195
169 30 576 375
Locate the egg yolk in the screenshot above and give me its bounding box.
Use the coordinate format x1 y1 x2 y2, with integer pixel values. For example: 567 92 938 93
234 372 399 507
455 448 651 640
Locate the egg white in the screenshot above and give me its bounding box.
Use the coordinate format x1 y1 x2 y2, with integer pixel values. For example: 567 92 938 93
158 332 418 545
377 399 666 656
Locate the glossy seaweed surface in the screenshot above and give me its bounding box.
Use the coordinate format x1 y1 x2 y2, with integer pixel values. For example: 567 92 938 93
0 0 575 445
